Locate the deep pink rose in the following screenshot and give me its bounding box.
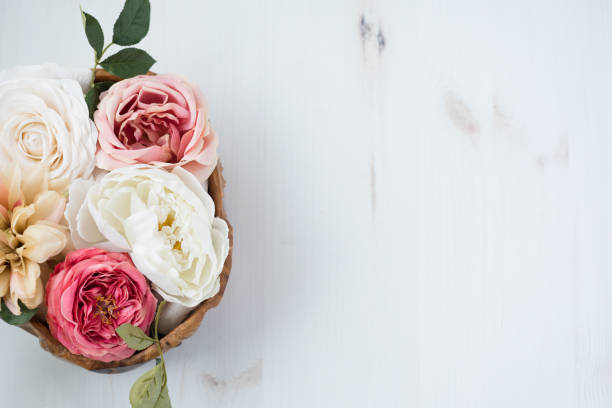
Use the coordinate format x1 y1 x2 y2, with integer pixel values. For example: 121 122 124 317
45 248 157 362
94 74 218 181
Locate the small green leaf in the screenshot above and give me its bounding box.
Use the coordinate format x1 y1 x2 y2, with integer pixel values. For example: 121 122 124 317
156 386 172 408
95 80 115 93
129 361 169 408
85 87 100 119
113 0 151 46
116 323 155 350
85 81 113 119
0 300 38 325
81 9 104 57
100 48 155 78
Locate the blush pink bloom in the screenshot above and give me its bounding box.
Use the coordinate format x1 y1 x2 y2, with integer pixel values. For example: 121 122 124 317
94 74 218 181
46 248 157 362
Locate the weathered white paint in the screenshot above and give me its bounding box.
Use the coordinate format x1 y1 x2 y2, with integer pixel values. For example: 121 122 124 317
0 0 610 406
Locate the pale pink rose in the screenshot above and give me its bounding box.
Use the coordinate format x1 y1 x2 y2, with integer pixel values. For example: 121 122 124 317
46 248 157 362
94 74 218 181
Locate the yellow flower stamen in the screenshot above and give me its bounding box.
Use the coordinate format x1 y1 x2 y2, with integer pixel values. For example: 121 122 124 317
157 213 174 231
94 296 117 325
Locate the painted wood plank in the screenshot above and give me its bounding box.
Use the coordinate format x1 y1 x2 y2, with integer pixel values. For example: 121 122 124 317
0 0 610 407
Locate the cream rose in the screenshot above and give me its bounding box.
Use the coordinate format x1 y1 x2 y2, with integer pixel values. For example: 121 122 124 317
65 165 229 312
0 64 97 183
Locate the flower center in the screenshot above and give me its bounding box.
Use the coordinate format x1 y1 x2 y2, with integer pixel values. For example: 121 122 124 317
158 212 183 252
94 296 117 325
2 227 20 250
17 119 49 160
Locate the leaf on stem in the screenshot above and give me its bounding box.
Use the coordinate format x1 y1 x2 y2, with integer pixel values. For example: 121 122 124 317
113 0 151 46
129 360 171 408
99 48 155 78
0 300 38 326
85 81 114 119
116 323 156 350
80 8 104 57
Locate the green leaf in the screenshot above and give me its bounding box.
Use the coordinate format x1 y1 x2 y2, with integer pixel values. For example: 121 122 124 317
100 48 155 78
129 361 170 408
84 81 114 119
116 323 155 350
113 0 151 46
0 300 38 326
154 358 172 407
80 8 104 57
95 80 115 93
85 87 98 119
156 386 171 408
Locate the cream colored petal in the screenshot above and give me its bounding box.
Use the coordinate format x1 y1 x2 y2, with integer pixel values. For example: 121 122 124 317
0 230 18 251
20 269 43 310
10 204 35 236
0 267 9 298
21 222 67 263
8 257 24 276
49 178 70 195
64 178 104 248
30 191 66 225
7 166 24 210
0 174 8 210
0 204 9 228
3 296 20 315
172 166 216 221
9 260 42 311
21 165 48 205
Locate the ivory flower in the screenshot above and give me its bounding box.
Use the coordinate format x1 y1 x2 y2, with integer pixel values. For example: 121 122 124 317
0 166 67 315
65 165 229 309
0 64 98 183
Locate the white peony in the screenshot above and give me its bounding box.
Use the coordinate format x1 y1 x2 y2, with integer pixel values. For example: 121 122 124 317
65 165 230 310
0 64 97 183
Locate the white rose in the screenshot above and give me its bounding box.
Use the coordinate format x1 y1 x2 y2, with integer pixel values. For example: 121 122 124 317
0 64 97 183
65 165 230 311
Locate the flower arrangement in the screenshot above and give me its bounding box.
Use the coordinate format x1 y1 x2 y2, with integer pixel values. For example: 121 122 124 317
0 1 233 407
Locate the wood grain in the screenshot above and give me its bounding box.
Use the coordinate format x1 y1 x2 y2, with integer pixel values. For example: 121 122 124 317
0 0 611 407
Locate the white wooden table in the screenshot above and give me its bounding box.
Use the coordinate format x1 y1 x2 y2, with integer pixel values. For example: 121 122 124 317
0 0 610 406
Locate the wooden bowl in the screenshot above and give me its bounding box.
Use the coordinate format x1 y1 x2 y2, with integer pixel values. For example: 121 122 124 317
19 70 233 373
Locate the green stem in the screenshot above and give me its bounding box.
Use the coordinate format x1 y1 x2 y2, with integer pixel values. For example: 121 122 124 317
101 42 113 56
154 300 166 363
88 42 114 89
88 54 98 89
